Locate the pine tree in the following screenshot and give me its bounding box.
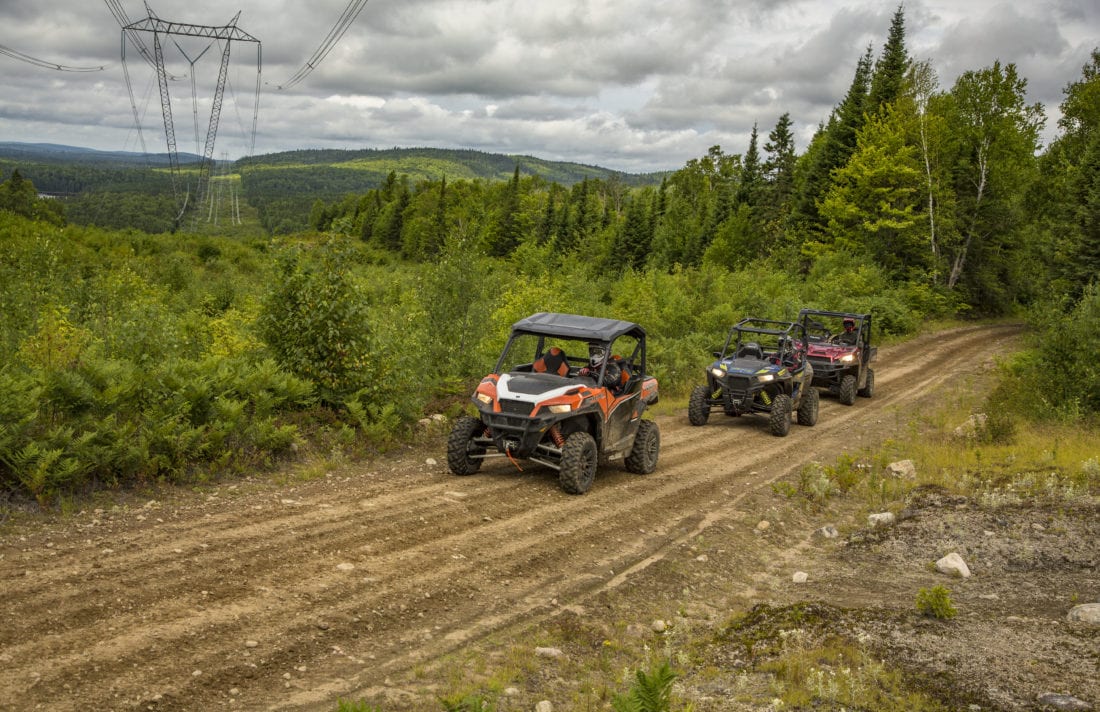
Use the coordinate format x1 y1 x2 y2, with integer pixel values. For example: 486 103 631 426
1072 130 1100 291
791 46 873 234
868 6 911 115
737 123 763 207
489 166 523 257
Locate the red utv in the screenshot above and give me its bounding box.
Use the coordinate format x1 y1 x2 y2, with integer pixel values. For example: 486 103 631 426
798 309 876 405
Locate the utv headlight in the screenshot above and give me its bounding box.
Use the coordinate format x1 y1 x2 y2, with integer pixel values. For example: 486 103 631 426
710 367 725 379
840 354 856 363
476 393 493 405
757 374 775 382
547 404 572 414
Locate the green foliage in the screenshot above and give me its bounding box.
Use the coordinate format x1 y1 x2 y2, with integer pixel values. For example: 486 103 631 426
915 585 957 619
334 700 383 712
440 694 495 712
990 284 1100 419
611 659 679 712
258 239 373 401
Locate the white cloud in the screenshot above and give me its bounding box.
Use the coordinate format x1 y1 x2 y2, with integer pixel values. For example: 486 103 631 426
0 0 1094 172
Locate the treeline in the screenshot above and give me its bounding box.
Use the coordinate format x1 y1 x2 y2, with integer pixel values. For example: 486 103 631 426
313 8 1097 319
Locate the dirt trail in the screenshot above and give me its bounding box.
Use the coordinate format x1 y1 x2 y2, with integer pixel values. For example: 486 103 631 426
0 324 1026 711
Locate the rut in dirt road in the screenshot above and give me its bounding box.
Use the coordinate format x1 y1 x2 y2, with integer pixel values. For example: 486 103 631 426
0 324 1022 711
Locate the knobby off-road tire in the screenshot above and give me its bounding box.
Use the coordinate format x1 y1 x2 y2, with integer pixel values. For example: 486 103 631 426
769 393 792 437
839 374 858 405
797 386 819 426
447 416 485 475
624 419 660 474
858 368 875 398
559 431 598 494
688 385 711 426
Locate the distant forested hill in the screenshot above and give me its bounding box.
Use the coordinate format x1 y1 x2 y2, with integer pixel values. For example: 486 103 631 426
0 142 666 234
237 146 666 187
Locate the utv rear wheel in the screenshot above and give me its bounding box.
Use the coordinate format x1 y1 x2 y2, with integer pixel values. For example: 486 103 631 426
858 368 875 398
624 419 660 474
839 374 858 405
688 385 711 426
559 432 597 494
797 386 819 426
769 393 792 437
447 416 485 475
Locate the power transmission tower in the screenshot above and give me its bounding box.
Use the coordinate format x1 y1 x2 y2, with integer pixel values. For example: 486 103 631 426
121 4 261 226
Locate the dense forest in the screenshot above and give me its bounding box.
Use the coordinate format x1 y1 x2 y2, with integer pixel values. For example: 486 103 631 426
1 7 1098 504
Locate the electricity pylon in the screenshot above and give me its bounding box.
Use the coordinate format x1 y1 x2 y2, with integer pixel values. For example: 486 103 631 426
121 4 261 225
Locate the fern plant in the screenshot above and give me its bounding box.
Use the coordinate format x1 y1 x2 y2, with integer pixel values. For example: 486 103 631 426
612 660 679 712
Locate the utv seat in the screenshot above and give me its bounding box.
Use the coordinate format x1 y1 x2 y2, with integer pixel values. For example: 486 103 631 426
533 347 569 377
737 342 764 360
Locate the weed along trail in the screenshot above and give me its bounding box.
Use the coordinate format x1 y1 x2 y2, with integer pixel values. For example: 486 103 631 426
0 324 1025 711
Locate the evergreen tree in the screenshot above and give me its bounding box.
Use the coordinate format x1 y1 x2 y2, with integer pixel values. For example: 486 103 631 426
426 176 447 258
489 166 523 257
818 105 925 277
1071 130 1100 290
790 46 874 235
736 123 763 207
867 6 911 115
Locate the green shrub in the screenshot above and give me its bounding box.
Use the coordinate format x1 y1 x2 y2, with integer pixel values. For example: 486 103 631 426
258 239 374 401
915 585 957 620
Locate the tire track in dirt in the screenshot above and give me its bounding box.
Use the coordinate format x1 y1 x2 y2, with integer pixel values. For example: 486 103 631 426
0 324 1022 711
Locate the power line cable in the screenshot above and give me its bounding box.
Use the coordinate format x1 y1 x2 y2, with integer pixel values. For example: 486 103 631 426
273 0 369 89
0 43 105 72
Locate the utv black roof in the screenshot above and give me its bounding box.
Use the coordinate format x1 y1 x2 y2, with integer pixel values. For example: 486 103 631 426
511 312 646 343
798 309 872 321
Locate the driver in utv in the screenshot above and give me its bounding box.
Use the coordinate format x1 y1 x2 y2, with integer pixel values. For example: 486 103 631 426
580 344 623 392
834 317 859 346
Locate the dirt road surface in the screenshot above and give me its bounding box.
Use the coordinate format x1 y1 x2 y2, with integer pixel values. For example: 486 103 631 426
7 323 1091 712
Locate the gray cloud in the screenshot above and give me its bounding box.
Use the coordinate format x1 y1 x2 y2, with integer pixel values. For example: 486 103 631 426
0 0 1095 173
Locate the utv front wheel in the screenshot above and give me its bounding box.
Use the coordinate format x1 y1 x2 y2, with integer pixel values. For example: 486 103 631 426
769 394 792 437
688 385 711 426
559 432 597 494
624 420 660 474
447 416 485 475
797 386 819 426
858 368 875 398
839 374 858 406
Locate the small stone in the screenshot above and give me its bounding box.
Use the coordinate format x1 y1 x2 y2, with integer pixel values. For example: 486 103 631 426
936 552 972 578
535 646 564 659
244 640 259 648
536 702 554 712
1036 692 1093 711
1067 603 1100 625
756 520 770 531
229 688 240 696
651 620 667 633
192 670 202 677
336 563 355 571
886 459 916 478
425 458 437 466
814 524 839 539
792 571 809 583
868 512 895 527
695 554 708 562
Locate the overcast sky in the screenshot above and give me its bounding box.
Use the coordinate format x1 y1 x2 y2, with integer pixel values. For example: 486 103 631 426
1 0 1096 173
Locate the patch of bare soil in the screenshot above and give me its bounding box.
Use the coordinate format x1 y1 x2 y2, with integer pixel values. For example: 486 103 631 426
2 323 1093 711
